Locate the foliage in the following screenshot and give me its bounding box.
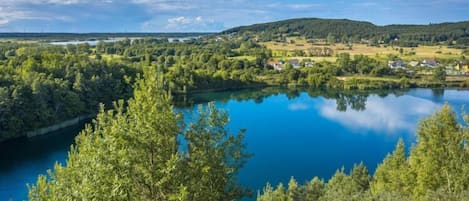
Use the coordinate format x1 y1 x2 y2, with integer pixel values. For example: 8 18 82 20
28 68 251 201
258 104 469 201
223 18 469 46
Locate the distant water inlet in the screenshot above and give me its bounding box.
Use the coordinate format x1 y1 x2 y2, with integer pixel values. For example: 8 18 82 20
1 88 468 200
47 36 201 46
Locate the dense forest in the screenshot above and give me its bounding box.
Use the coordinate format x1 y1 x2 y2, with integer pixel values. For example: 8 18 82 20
0 38 267 141
257 104 469 201
223 18 469 47
1 34 466 142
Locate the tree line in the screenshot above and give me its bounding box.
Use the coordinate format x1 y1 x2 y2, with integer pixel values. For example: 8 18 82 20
223 18 469 47
0 35 462 142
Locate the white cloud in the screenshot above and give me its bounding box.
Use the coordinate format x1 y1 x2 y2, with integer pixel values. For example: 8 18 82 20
0 0 90 26
267 3 322 10
141 15 224 32
287 3 321 10
130 0 196 10
168 16 192 25
165 16 217 30
1 0 88 5
354 2 378 7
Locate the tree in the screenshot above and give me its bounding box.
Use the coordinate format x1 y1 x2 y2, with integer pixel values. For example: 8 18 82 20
350 162 370 192
273 183 287 201
28 68 250 201
327 33 335 45
433 66 446 82
302 177 325 201
409 104 469 199
372 139 413 197
183 103 251 200
287 177 301 201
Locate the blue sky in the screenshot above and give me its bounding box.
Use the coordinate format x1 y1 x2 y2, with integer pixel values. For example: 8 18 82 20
0 0 468 32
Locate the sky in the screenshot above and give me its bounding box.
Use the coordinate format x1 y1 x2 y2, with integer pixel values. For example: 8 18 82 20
0 0 468 33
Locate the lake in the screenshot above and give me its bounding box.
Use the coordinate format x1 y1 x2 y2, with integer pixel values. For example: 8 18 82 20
47 36 201 46
1 88 468 200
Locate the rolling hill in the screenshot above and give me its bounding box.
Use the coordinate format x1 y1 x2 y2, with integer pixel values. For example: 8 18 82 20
222 18 469 46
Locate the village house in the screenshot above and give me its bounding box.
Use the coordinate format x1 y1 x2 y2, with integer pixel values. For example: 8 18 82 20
445 65 460 76
288 59 301 69
267 61 284 71
388 60 405 69
455 62 469 72
420 59 438 68
408 61 419 67
304 61 315 67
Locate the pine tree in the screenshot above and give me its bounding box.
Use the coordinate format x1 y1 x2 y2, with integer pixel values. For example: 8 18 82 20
287 177 301 201
372 139 413 197
302 177 325 201
272 183 287 201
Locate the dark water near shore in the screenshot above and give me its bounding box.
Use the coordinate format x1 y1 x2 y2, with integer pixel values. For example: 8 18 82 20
1 88 468 200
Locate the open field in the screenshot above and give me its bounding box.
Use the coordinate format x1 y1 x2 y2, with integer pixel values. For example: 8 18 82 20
262 37 464 61
228 55 257 61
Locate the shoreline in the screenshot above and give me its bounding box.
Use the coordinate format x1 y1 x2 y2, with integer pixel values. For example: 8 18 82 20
0 114 94 144
1 81 468 144
26 114 94 138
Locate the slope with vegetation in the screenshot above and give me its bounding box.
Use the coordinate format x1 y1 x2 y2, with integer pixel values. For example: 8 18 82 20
28 68 251 201
223 18 469 47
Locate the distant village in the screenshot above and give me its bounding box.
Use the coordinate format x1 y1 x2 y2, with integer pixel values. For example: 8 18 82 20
267 59 314 71
267 58 469 76
387 59 469 76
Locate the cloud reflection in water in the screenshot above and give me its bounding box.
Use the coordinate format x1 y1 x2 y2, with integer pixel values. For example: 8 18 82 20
318 94 441 134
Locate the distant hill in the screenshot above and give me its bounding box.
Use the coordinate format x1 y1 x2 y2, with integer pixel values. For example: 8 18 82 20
222 18 469 46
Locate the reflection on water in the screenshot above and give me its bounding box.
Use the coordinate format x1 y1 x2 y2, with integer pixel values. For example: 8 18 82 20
318 95 440 134
1 87 468 200
177 87 468 195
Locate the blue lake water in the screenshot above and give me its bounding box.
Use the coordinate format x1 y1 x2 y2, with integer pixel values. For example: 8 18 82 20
1 88 468 200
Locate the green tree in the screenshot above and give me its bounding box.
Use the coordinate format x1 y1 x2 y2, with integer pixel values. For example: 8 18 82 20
287 177 301 201
409 104 469 199
327 33 335 45
302 177 325 201
183 103 251 200
432 66 446 82
28 68 250 201
372 139 413 197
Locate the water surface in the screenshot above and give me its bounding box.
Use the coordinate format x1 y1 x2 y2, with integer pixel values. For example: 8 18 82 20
1 88 468 200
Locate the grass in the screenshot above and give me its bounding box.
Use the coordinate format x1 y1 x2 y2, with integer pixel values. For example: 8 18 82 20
262 38 464 61
337 76 401 82
229 55 257 61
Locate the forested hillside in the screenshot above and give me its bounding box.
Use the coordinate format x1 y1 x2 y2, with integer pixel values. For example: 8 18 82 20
223 18 469 46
